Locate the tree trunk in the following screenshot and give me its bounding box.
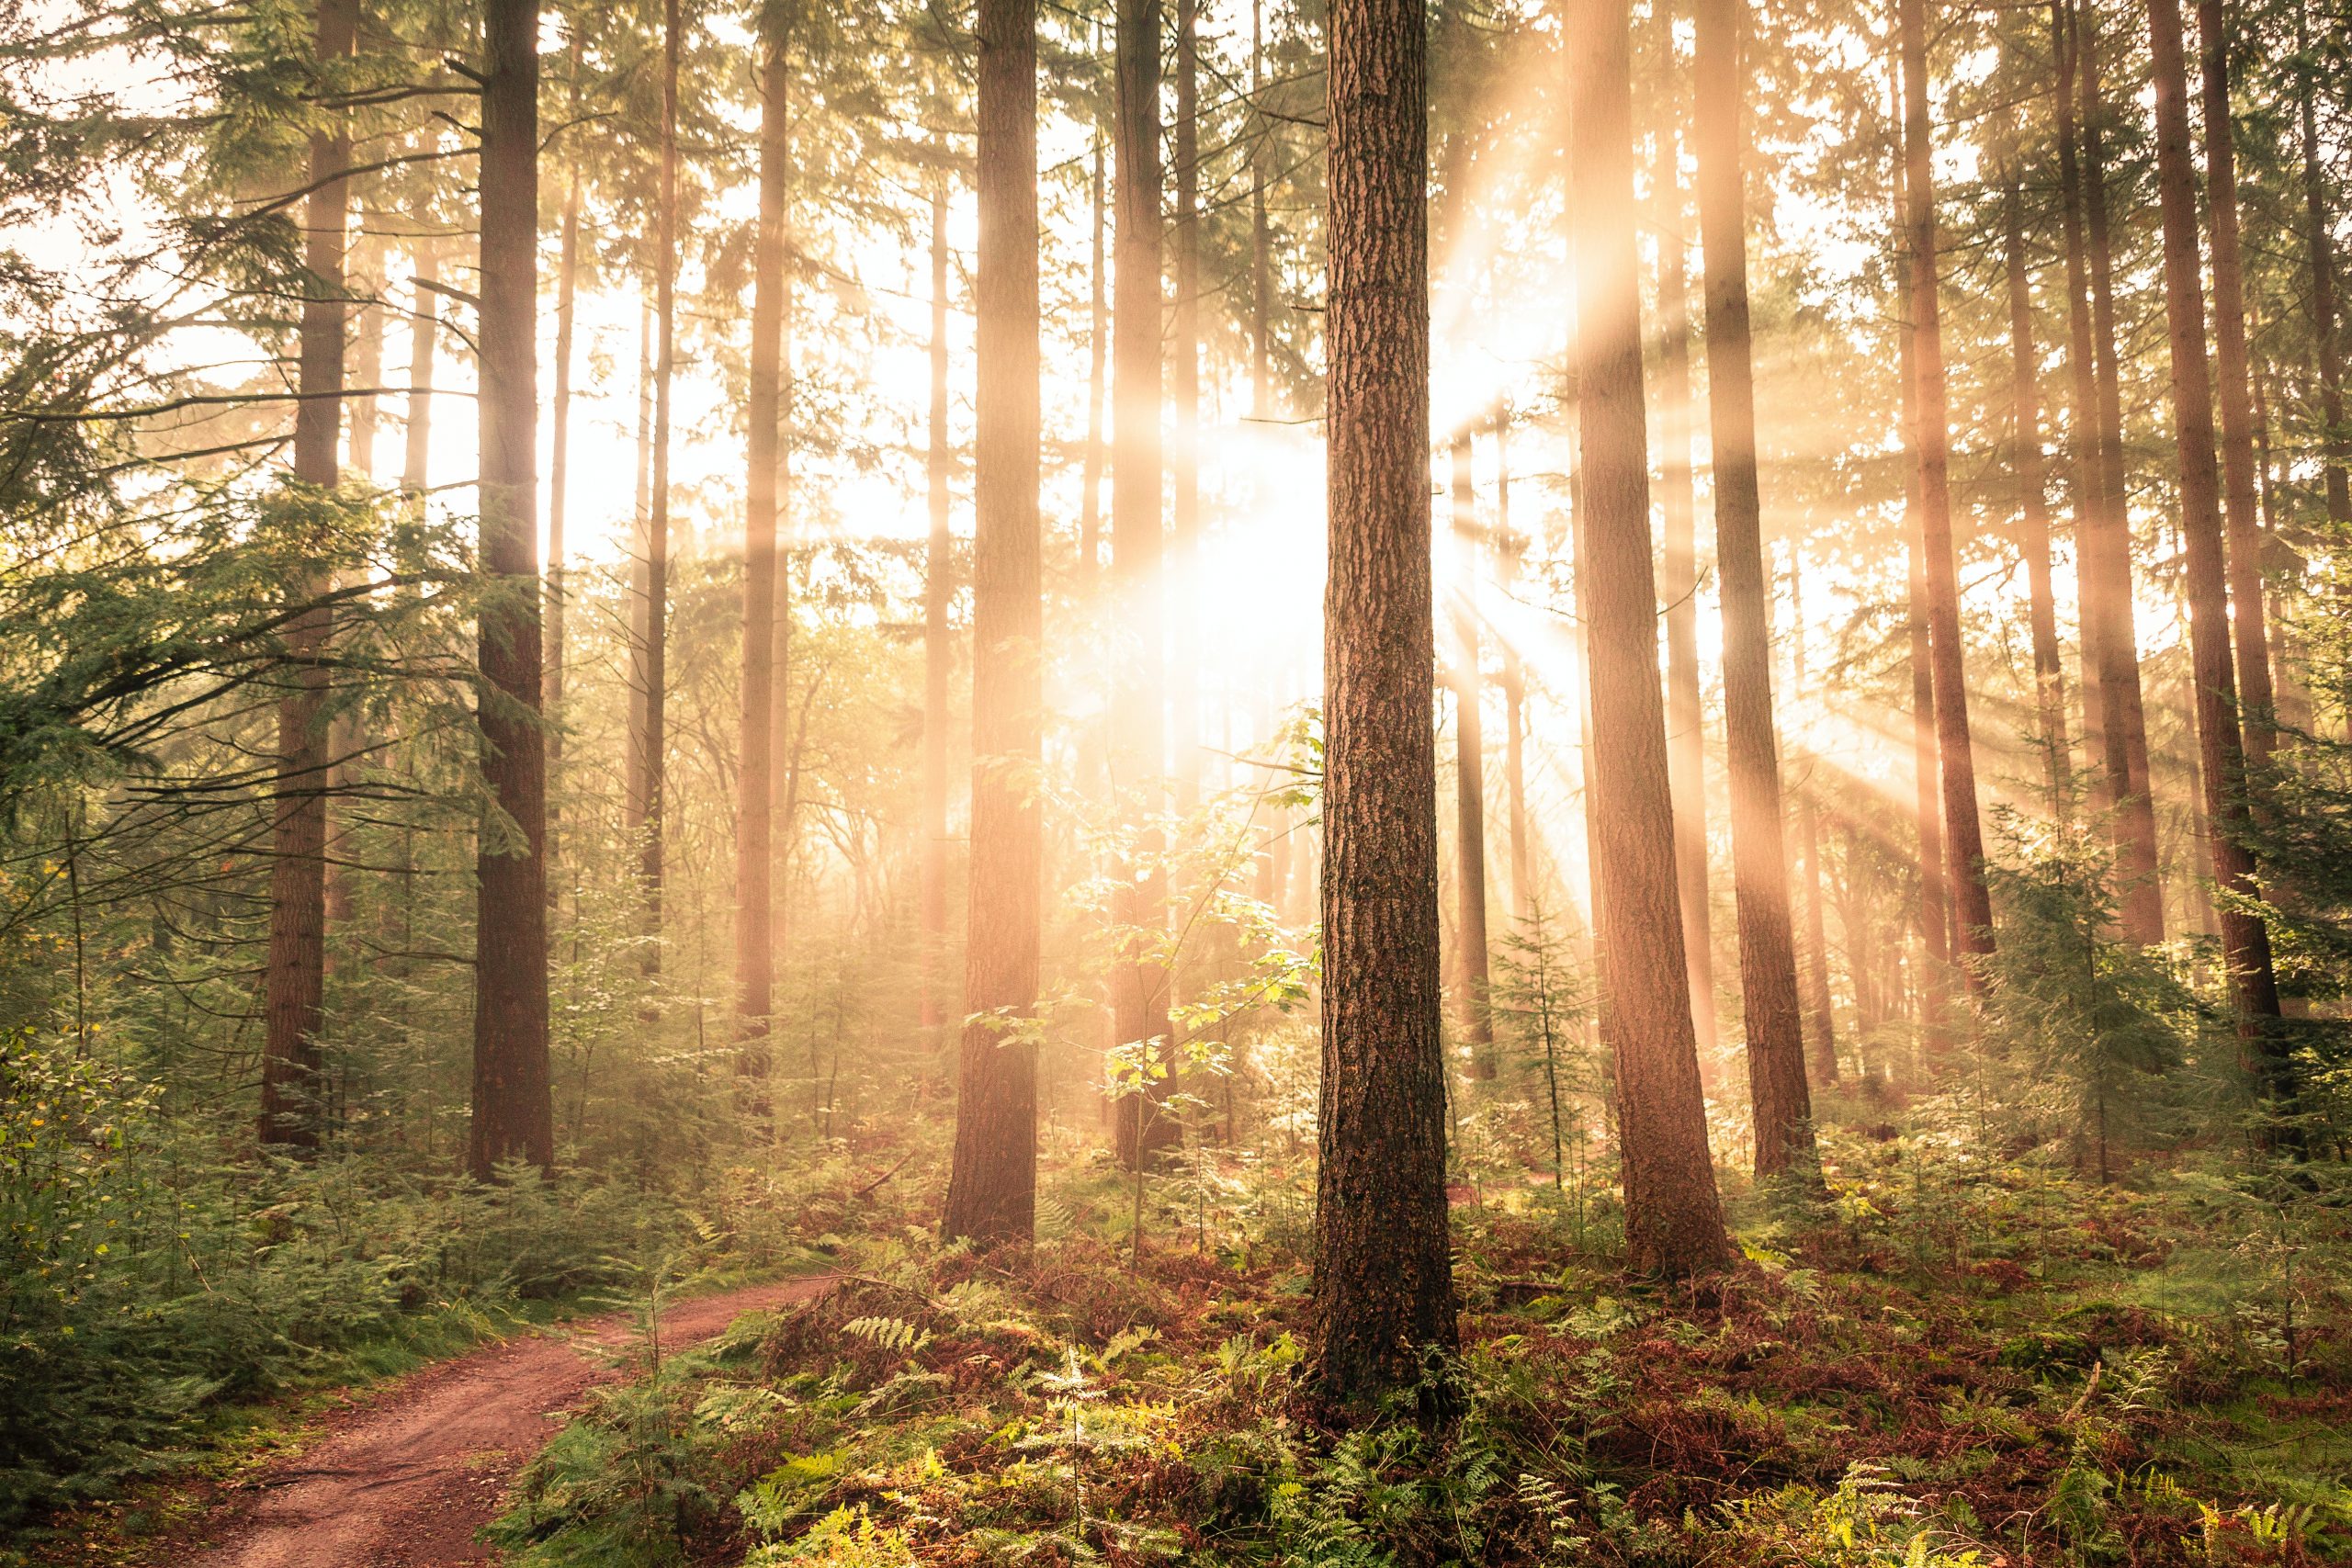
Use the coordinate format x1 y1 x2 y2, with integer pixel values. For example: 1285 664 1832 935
1897 0 1996 976
1570 0 1731 1276
1111 0 1175 1170
2053 0 2111 816
469 0 554 1180
261 0 357 1156
1790 570 1838 1086
641 0 681 931
401 243 436 496
2077 0 2166 942
545 44 581 897
1313 0 1457 1401
1081 128 1107 590
1498 420 1532 918
1654 104 1720 1075
2143 0 2294 1097
627 304 652 847
1452 432 1495 1071
2004 180 2070 813
1693 0 1812 1176
940 0 1042 1247
2299 0 2352 526
2198 0 2278 761
1171 0 1201 814
739 12 789 1077
922 179 953 1035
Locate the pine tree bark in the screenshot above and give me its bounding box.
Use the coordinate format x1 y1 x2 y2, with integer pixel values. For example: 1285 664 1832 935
1111 0 1176 1170
1655 116 1720 1074
1313 0 1458 1400
1570 0 1732 1275
2198 0 2278 761
640 0 682 930
941 0 1043 1247
1897 0 1996 976
469 0 554 1179
2076 0 2166 942
2004 181 2071 813
739 11 789 1074
1451 433 1495 1070
2298 0 2351 525
262 0 357 1156
1693 0 1812 1175
922 178 953 1035
2143 0 2293 1089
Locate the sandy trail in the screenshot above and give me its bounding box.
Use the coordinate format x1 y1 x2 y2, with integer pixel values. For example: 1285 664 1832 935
176 1275 829 1568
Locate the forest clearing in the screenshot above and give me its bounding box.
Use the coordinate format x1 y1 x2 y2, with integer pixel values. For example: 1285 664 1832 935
6 0 2352 1559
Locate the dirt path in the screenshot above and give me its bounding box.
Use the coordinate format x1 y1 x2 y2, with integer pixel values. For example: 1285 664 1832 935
174 1275 831 1568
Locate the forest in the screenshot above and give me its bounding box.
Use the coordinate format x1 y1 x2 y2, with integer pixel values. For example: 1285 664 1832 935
6 0 2352 1559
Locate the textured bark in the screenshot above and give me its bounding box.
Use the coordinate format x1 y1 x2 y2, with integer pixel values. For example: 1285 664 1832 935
1452 433 1495 1069
941 0 1042 1247
2198 0 2278 761
2004 182 2071 813
2299 0 2352 526
1654 108 1719 1072
1694 0 1812 1175
2077 0 2166 942
469 0 553 1180
640 0 682 928
261 0 357 1156
2143 0 2292 1082
1111 0 1176 1170
1570 0 1731 1276
922 180 952 1034
1898 0 1996 976
1312 0 1458 1401
739 14 789 1070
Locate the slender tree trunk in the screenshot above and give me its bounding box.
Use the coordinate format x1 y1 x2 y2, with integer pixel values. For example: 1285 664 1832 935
773 209 797 995
739 12 789 1077
469 0 554 1179
1452 433 1495 1069
346 234 382 483
627 304 652 845
1570 0 1731 1276
1693 0 1812 1174
401 244 436 496
640 0 681 931
1081 129 1107 590
1898 0 1996 976
1313 0 1457 1401
1499 421 1532 918
922 180 953 1035
2144 0 2293 1098
262 0 357 1156
2199 0 2277 761
1655 108 1720 1074
1112 0 1175 1169
2054 0 2112 817
2299 0 2352 526
2079 0 2167 942
545 42 581 897
942 0 1042 1247
1171 0 1201 813
2005 181 2071 813
1790 571 1838 1086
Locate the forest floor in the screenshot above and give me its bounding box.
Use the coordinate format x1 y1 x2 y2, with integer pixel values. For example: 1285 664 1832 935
31 1276 829 1568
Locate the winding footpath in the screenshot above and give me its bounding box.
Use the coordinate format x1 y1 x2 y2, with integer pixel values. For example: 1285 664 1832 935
175 1275 829 1568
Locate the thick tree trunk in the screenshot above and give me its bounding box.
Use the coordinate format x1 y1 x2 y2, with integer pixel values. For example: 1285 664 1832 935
941 0 1043 1247
1693 0 1813 1175
2299 0 2352 526
1312 0 1457 1401
1570 0 1731 1276
2077 0 2166 942
1655 118 1720 1074
2004 181 2071 813
469 0 554 1180
1452 433 1495 1070
2143 0 2294 1095
640 0 682 931
262 0 357 1156
1898 0 1996 976
739 14 789 1074
1111 0 1175 1170
922 180 953 1035
2198 0 2278 761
